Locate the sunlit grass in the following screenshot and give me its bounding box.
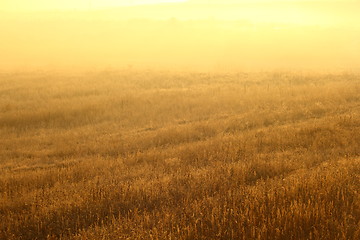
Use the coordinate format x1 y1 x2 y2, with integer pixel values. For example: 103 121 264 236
0 70 359 239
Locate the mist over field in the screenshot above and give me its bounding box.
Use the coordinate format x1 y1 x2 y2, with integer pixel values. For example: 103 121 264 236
1 1 360 239
1 0 360 71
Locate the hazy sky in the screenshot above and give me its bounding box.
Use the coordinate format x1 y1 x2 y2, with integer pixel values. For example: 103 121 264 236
0 0 352 11
1 0 359 71
0 0 187 11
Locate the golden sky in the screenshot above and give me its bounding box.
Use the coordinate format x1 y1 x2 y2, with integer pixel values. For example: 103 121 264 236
1 0 359 72
0 0 187 10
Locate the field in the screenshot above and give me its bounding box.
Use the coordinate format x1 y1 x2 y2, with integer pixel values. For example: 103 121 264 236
0 70 359 239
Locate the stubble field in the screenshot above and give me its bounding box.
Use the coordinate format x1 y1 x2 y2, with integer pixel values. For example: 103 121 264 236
0 70 359 239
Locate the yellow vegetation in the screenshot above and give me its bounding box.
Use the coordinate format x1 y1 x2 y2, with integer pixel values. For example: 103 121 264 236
0 70 359 239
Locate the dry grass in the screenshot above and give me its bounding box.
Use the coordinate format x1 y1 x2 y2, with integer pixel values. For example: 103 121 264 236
0 70 359 239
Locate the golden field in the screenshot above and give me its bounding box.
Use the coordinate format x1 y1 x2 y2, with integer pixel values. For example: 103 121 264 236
0 70 359 239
